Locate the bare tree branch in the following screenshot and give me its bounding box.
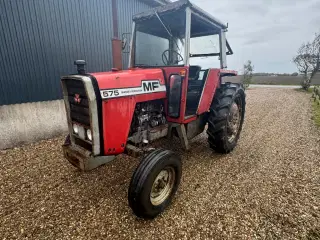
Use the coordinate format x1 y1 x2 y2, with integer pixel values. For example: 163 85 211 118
293 32 320 89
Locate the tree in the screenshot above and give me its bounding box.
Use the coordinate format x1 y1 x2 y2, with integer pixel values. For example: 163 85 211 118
242 60 254 90
293 32 320 90
291 72 299 76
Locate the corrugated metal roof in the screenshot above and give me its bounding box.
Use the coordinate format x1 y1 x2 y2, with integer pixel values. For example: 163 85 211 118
0 0 114 105
138 0 171 7
0 0 165 105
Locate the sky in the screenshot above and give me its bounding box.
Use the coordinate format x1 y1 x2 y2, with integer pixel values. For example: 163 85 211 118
185 0 320 73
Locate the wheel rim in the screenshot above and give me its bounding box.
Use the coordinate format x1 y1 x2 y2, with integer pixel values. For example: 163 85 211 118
227 98 242 142
150 167 175 206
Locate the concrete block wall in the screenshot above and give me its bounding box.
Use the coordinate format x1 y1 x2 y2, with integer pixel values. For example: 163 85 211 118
0 100 68 150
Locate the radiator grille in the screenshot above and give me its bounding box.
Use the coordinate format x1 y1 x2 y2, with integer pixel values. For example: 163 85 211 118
64 79 90 126
63 78 92 152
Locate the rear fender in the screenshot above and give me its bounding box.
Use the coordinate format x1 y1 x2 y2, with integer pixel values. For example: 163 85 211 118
197 69 238 114
197 69 220 114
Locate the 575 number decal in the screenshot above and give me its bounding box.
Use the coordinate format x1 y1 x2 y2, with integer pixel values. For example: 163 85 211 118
102 90 119 98
100 80 166 99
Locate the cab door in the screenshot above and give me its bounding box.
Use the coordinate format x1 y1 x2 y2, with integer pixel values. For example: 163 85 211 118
162 67 190 123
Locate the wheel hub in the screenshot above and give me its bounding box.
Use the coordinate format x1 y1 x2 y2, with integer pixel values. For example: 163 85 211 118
227 102 241 142
150 167 175 206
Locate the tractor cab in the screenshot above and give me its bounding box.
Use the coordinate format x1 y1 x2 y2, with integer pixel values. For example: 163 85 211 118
129 0 234 117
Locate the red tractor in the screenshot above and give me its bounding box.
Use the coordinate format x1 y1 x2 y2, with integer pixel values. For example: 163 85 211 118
61 0 245 219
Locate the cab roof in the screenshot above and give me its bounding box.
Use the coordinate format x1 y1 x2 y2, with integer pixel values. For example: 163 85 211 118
133 0 228 38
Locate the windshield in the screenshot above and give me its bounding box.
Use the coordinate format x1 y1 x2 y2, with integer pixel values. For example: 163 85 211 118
190 34 220 55
189 34 221 68
135 31 170 66
135 31 185 67
134 10 186 67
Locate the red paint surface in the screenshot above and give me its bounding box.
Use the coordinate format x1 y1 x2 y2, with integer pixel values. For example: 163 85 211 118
102 97 135 155
90 67 236 154
92 67 195 124
197 69 220 114
91 68 168 155
91 68 166 90
183 116 197 123
102 94 168 155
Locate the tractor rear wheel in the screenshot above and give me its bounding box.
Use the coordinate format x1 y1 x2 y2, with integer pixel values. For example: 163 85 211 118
207 83 246 153
128 149 182 219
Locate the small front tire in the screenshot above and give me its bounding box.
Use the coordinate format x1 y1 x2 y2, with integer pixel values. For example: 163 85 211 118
128 149 182 219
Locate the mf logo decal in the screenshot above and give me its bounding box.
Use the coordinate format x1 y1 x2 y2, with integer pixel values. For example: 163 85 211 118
100 80 166 99
142 81 160 92
74 94 81 103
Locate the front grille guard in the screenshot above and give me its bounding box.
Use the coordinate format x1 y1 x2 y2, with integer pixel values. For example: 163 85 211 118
61 75 101 156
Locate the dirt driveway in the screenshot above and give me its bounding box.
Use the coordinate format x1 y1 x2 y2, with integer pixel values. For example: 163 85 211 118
1 88 319 239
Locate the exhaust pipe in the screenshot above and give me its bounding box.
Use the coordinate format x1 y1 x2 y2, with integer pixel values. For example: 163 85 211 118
74 60 86 74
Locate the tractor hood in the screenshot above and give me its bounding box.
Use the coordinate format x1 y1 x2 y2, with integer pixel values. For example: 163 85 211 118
91 68 166 91
90 68 167 100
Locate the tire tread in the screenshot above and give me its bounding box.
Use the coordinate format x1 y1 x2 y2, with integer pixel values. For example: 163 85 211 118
207 83 246 153
128 149 181 219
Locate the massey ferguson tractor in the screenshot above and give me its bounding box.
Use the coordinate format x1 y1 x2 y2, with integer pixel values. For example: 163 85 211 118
61 0 245 219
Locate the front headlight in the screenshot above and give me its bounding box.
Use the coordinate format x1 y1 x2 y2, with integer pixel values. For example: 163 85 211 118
73 124 79 134
86 129 92 141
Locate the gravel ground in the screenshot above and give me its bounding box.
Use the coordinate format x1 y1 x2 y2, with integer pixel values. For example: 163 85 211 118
1 88 320 239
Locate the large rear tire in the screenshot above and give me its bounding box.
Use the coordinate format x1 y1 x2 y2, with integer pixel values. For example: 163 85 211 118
207 83 246 153
128 149 182 219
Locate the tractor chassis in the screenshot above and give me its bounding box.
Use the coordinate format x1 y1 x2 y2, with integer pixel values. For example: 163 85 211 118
62 142 115 171
125 123 190 158
125 117 208 158
62 123 192 170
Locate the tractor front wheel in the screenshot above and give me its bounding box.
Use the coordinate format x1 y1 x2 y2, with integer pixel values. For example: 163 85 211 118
128 149 182 219
207 83 246 153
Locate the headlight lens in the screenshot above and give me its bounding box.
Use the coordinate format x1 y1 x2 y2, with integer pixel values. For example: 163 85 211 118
73 124 79 134
86 129 92 141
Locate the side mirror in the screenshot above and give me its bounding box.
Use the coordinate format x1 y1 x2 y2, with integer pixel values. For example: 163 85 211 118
168 75 182 118
122 38 127 50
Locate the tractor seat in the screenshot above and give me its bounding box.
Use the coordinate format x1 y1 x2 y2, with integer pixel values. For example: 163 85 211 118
188 65 202 81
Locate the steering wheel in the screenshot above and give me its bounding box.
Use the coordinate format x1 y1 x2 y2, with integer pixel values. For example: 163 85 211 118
162 49 184 65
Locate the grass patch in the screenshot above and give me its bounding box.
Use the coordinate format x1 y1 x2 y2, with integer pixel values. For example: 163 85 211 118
294 88 313 93
312 100 320 127
252 82 300 85
295 88 320 127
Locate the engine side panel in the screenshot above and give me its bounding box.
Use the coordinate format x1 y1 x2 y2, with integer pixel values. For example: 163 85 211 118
102 97 136 155
102 92 166 155
93 69 168 155
128 100 167 144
